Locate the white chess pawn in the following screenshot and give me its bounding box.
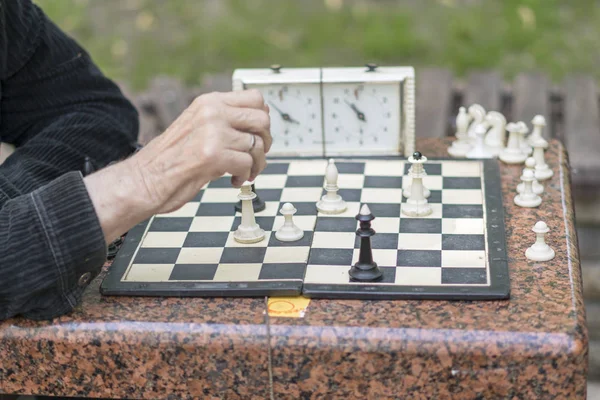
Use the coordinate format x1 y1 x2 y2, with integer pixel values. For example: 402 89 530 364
316 159 347 214
499 122 528 164
275 203 304 242
466 124 494 159
531 136 554 181
233 181 265 243
402 152 432 217
525 221 555 262
517 157 544 195
448 106 472 157
514 169 542 208
517 121 533 155
528 115 546 146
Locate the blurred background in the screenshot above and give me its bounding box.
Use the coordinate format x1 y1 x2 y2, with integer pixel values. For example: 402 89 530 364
34 0 600 395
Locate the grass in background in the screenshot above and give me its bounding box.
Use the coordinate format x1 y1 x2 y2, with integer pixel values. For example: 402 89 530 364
35 0 600 90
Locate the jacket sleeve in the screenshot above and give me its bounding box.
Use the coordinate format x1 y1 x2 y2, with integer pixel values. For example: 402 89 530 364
0 0 140 320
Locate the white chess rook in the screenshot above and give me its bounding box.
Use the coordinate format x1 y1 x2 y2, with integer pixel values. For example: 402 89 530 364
448 106 472 157
531 136 554 181
233 181 265 244
514 169 542 208
525 221 555 262
402 152 432 217
275 202 304 242
316 159 347 214
517 157 544 195
499 122 528 164
466 124 494 159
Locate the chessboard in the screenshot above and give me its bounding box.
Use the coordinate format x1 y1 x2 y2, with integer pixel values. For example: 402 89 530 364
100 157 510 300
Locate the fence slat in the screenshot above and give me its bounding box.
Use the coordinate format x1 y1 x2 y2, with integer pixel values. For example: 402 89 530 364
512 72 550 129
464 70 502 112
564 74 600 186
416 68 453 137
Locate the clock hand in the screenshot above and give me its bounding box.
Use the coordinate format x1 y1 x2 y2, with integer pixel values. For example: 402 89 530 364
268 101 300 124
344 100 366 122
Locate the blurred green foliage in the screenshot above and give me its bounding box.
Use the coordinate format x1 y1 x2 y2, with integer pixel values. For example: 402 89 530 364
35 0 600 90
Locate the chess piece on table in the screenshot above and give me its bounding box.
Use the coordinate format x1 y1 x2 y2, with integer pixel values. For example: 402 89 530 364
233 181 265 244
235 183 265 213
514 169 542 208
531 136 554 181
402 151 432 217
528 115 546 147
517 157 544 195
448 106 472 157
517 121 533 155
483 111 506 156
525 221 555 262
499 122 528 164
467 104 487 142
316 159 347 214
275 202 304 242
466 124 494 159
349 204 383 282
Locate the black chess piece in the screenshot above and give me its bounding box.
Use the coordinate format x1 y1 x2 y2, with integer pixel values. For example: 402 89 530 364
83 156 95 176
349 204 383 282
234 183 265 213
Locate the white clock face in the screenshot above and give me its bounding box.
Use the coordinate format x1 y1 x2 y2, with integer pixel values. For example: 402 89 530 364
247 83 322 155
322 82 400 154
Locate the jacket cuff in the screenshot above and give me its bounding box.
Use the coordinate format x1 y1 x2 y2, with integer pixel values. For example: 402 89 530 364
25 171 107 319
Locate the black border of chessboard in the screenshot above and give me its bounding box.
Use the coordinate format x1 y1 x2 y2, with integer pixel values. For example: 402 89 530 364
301 158 510 300
100 157 510 300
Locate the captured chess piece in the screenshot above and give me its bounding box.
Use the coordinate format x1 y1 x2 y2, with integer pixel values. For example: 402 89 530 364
517 157 544 195
83 156 95 176
517 121 533 155
467 104 487 142
466 124 494 159
483 111 507 156
275 202 304 242
528 115 546 146
448 106 472 157
525 221 555 262
402 151 432 217
235 183 265 213
514 169 542 208
531 136 554 181
499 122 528 164
316 159 347 214
349 204 383 282
233 181 265 244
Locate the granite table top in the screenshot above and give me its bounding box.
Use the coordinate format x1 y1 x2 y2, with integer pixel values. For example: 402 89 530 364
0 138 588 399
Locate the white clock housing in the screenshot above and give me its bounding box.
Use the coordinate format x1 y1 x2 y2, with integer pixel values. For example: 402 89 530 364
232 65 415 157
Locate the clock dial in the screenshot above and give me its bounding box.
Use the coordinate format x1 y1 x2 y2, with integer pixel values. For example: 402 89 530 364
247 83 322 155
323 82 400 154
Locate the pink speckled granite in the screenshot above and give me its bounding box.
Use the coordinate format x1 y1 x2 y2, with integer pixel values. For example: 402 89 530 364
268 139 588 399
0 139 587 399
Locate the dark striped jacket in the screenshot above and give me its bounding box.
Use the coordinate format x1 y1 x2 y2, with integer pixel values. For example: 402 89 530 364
0 0 139 320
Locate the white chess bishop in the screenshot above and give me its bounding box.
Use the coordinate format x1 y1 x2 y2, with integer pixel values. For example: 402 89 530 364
316 159 347 214
448 106 472 157
402 151 432 217
233 181 265 244
275 203 303 242
525 221 555 262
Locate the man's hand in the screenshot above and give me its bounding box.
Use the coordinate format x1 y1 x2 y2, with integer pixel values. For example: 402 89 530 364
84 89 272 243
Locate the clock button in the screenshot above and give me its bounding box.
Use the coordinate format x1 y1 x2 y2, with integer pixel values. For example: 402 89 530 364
270 64 282 73
365 63 378 72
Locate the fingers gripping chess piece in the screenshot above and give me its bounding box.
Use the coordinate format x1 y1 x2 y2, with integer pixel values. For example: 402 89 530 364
402 151 432 217
316 159 347 214
525 221 555 262
275 203 304 242
448 106 472 157
233 181 265 244
466 124 494 159
499 122 528 164
349 204 383 282
531 136 553 181
517 157 544 195
514 169 542 208
528 115 546 147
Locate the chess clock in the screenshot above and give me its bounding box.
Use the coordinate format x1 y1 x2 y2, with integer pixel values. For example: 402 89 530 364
232 64 415 157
